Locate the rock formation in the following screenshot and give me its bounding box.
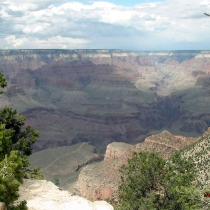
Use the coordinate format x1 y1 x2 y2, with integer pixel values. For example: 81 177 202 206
17 179 114 210
75 142 134 201
75 131 199 201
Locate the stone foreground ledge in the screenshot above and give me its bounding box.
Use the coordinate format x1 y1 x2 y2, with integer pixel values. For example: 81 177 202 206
0 202 6 210
18 179 114 210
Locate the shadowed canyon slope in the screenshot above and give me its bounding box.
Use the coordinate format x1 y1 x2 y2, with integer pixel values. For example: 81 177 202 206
1 49 210 152
29 142 102 191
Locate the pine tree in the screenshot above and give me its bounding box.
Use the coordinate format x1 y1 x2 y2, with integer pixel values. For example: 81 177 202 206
0 73 7 94
0 73 42 209
114 151 209 210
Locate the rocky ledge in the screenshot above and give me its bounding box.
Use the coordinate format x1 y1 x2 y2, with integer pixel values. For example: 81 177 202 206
17 179 113 210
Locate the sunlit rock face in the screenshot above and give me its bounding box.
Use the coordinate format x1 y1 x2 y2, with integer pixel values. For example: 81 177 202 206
76 132 199 201
1 49 210 152
76 142 134 201
17 179 114 210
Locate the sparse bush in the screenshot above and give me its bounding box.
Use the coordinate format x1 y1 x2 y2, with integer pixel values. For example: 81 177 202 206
54 177 60 186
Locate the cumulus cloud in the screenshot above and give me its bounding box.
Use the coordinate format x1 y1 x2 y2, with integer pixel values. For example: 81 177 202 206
5 35 88 49
0 0 68 10
0 0 210 50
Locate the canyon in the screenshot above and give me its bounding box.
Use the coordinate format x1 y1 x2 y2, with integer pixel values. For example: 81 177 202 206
1 50 210 208
1 49 210 153
28 129 205 202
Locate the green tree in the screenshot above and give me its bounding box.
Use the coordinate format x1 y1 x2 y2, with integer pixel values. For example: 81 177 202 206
0 107 40 156
114 151 206 210
0 73 7 94
0 73 42 209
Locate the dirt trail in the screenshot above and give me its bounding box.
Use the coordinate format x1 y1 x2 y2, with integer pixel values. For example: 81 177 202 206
145 140 179 150
41 143 86 171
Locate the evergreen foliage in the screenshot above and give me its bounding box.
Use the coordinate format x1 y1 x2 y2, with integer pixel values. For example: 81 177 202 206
0 73 43 209
0 73 7 94
114 151 210 210
0 107 40 157
54 177 60 186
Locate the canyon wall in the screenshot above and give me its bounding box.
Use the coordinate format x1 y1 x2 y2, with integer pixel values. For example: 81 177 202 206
0 50 210 152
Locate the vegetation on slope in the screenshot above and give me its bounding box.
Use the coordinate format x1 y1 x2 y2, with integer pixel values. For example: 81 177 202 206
0 73 42 209
113 150 210 210
181 129 210 188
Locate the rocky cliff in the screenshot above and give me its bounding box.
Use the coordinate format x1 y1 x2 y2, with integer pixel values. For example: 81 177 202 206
1 50 210 152
76 142 134 201
75 131 199 201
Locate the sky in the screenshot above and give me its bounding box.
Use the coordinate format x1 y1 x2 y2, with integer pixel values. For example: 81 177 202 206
0 0 210 50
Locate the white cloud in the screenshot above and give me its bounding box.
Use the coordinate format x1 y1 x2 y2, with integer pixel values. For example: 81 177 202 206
0 0 68 10
0 0 210 50
5 35 88 49
23 25 44 34
5 35 26 48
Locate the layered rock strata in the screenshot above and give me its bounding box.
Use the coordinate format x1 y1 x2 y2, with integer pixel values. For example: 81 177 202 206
1 50 210 152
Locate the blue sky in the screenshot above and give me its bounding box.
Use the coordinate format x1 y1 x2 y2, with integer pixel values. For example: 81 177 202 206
0 0 209 50
67 0 166 6
94 0 166 6
53 0 166 7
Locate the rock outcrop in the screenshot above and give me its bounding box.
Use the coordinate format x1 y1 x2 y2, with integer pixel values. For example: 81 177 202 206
17 179 114 210
104 142 133 161
75 142 134 201
75 131 199 201
0 203 6 210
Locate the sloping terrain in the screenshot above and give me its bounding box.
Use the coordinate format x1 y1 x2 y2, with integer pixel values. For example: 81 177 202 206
29 143 101 191
75 128 210 201
135 130 199 158
75 131 199 201
1 50 210 152
182 128 210 188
